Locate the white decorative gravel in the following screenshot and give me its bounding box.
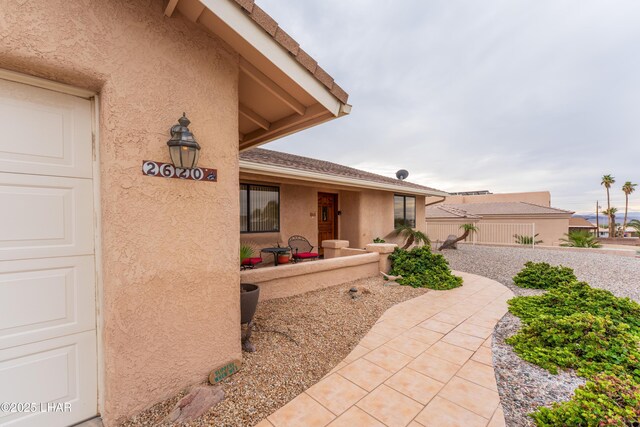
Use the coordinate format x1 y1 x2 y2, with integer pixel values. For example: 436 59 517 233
442 245 640 427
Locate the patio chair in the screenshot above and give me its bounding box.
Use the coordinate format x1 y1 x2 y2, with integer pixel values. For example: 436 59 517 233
241 256 263 270
288 235 319 263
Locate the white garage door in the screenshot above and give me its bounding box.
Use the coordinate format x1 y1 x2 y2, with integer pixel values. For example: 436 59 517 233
0 77 98 426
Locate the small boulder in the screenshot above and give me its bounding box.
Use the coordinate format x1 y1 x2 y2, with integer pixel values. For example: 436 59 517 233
167 385 224 423
438 234 458 250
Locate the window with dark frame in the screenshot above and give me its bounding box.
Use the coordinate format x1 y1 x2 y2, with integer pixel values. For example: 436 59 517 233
240 184 280 233
394 195 416 228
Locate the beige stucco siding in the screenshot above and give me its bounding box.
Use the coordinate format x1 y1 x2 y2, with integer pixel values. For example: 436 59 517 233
1 0 241 424
240 173 427 251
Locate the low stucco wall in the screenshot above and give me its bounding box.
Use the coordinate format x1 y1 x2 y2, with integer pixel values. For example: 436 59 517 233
240 253 380 300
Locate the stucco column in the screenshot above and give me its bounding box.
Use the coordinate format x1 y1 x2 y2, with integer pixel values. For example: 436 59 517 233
322 240 350 258
365 243 398 273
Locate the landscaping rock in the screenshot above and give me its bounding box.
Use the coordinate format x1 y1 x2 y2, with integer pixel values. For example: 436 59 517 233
166 385 224 423
438 234 458 250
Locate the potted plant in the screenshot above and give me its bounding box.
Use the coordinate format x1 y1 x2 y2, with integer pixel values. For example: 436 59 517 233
275 242 290 264
240 283 260 352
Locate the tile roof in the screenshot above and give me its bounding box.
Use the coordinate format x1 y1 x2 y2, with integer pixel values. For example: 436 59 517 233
427 202 573 218
232 0 349 104
240 148 446 194
569 217 597 228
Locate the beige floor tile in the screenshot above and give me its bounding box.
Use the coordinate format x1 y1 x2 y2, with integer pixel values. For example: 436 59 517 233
327 406 385 427
359 332 391 350
307 373 368 415
344 345 370 363
254 419 274 427
418 319 456 334
482 337 492 348
370 322 408 338
385 367 444 405
441 331 485 351
414 396 488 427
407 353 461 383
453 322 494 339
487 405 506 427
385 335 431 357
471 345 493 366
424 341 474 366
465 316 499 330
268 393 336 427
402 327 444 346
337 358 393 391
356 384 423 427
438 377 500 419
456 360 498 391
363 345 413 373
432 311 469 325
408 422 425 427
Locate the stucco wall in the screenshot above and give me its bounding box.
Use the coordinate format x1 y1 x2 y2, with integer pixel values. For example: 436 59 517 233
239 174 427 253
0 0 241 424
240 253 380 300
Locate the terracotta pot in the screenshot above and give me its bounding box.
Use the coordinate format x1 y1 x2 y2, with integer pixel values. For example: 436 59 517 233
240 283 260 324
277 255 290 264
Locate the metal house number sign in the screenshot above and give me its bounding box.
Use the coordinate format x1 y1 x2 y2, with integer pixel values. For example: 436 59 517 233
142 160 217 182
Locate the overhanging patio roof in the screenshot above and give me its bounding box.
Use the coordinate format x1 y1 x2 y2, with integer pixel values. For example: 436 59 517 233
165 0 351 150
240 148 449 197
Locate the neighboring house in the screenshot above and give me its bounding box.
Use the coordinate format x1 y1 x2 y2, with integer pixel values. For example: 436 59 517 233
426 202 574 245
569 217 598 235
239 148 447 253
0 1 351 426
440 190 552 207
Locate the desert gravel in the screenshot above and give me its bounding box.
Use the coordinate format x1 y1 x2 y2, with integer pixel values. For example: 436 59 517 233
442 245 640 427
120 277 426 427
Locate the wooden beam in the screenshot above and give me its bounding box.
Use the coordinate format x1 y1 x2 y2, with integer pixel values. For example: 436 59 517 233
239 103 270 131
239 58 306 116
164 0 179 17
240 103 328 148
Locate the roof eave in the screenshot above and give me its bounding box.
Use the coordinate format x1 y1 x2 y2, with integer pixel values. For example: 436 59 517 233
239 160 449 197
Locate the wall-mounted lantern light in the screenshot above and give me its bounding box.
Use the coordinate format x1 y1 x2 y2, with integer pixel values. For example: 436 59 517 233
167 113 201 169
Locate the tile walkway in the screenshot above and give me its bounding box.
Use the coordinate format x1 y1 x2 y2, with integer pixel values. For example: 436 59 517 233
255 271 513 427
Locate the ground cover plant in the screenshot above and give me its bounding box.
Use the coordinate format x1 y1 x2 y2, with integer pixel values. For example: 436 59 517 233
512 261 577 289
388 246 462 290
507 263 640 426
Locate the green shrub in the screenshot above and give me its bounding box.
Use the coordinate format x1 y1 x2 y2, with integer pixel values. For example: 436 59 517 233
509 282 640 332
532 375 640 426
512 261 577 289
560 230 602 248
508 262 640 425
388 246 462 290
506 312 640 378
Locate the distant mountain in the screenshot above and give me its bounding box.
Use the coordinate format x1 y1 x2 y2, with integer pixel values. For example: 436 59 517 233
575 212 640 225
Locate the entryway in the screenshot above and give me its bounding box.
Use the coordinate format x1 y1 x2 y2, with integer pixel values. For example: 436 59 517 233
317 193 338 255
0 76 98 426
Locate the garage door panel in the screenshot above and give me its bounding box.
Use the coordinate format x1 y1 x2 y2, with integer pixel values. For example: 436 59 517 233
0 79 92 179
0 173 94 261
0 256 96 350
0 331 97 427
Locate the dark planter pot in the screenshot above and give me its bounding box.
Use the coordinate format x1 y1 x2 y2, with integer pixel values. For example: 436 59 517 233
240 283 260 324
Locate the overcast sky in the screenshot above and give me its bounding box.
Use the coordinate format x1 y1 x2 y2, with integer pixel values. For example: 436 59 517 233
260 0 640 214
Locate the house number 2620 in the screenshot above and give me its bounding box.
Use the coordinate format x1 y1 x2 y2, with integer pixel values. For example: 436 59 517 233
142 160 217 182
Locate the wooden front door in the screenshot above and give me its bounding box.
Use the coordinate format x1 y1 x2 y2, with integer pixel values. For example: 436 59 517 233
318 193 338 254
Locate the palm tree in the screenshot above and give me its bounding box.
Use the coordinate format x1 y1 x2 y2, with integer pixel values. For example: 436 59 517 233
628 219 640 236
622 181 637 236
560 230 601 248
601 174 615 237
602 207 618 237
394 224 430 249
